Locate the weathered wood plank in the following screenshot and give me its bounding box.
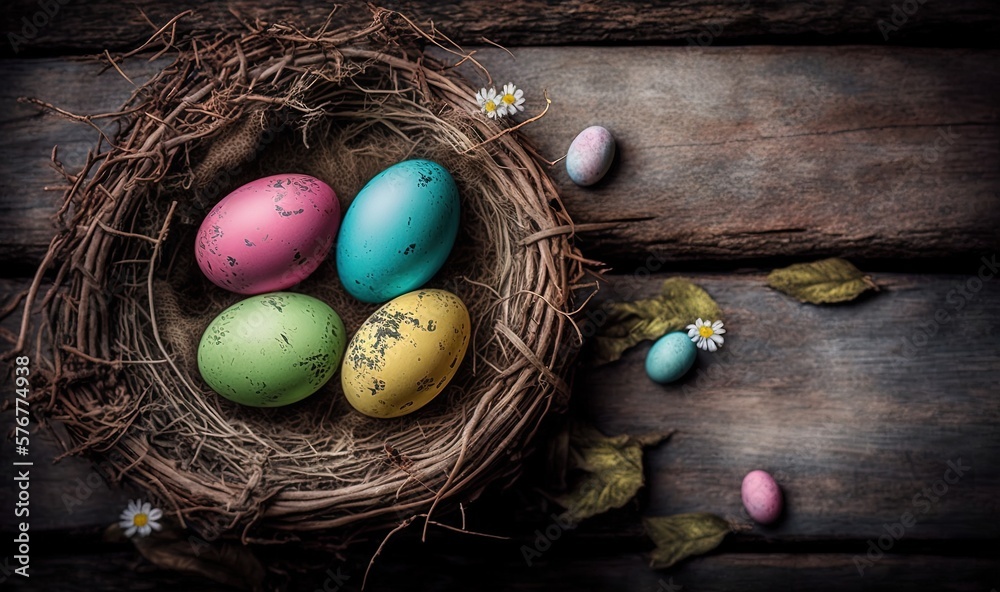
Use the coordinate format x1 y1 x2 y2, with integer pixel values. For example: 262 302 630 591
6 546 998 591
0 57 165 274
3 0 1000 58
4 271 998 543
365 551 1000 592
0 547 224 590
471 46 1000 266
0 277 135 532
1 278 30 335
577 270 1000 540
2 47 999 271
0 412 134 532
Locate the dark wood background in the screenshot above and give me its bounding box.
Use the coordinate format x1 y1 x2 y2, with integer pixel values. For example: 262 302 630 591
1 1 998 590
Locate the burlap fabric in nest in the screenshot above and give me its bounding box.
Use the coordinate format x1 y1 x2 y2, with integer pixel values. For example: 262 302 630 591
17 8 587 544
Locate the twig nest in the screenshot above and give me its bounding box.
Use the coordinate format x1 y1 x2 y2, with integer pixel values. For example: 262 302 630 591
566 125 616 186
27 7 587 548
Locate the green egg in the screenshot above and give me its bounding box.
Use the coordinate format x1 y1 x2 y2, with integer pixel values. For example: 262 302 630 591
197 292 346 407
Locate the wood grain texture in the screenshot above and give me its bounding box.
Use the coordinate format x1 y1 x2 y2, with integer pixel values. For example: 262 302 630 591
2 0 999 58
1 3 997 589
577 271 1000 540
6 546 998 591
0 57 165 274
1 278 135 531
0 412 134 532
1 277 30 340
2 47 999 272
340 551 1000 592
469 46 1000 266
4 271 998 543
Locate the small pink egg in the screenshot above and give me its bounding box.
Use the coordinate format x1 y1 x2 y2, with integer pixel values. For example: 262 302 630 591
565 125 616 186
741 469 783 524
195 174 340 294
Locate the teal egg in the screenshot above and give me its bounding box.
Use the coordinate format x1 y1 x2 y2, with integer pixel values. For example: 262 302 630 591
645 331 697 384
336 159 460 303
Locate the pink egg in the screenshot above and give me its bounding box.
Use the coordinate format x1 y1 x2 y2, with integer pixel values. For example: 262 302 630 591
565 125 616 186
195 174 340 294
741 470 783 524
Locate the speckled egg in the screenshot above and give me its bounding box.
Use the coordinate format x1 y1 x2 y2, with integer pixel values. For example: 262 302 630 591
197 292 346 407
342 289 470 418
196 174 340 295
336 160 459 303
566 125 616 186
741 470 784 525
645 331 697 384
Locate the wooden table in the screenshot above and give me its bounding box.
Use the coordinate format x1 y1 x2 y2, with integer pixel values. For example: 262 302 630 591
1 2 998 590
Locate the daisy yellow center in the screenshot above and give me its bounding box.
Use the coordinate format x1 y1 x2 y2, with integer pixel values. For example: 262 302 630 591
698 326 715 338
484 100 497 113
502 93 516 105
132 513 148 527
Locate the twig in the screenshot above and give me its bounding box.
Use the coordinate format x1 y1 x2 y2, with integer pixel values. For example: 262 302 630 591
0 290 26 321
462 91 552 154
363 516 414 590
480 37 515 60
363 513 508 590
95 220 160 244
122 10 194 59
59 345 167 366
104 50 136 86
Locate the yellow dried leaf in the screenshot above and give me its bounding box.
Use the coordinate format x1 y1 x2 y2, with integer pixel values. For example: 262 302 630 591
554 420 670 524
592 278 721 365
767 258 877 304
644 513 732 569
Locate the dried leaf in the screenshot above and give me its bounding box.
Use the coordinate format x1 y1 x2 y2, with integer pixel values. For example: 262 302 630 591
767 258 877 304
592 278 722 365
643 513 732 569
133 526 266 592
554 420 670 524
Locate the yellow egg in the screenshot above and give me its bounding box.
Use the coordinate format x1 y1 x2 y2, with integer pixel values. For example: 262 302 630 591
342 289 470 418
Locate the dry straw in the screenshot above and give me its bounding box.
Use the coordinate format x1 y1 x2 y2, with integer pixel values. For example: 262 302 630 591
13 7 590 545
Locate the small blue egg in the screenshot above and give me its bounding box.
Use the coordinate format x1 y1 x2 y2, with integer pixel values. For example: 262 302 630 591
645 331 697 384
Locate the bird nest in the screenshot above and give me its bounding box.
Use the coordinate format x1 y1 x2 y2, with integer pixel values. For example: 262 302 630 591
18 7 586 546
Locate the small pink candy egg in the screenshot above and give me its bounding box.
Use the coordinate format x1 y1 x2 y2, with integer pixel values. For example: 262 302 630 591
195 174 340 294
741 469 783 525
565 125 616 186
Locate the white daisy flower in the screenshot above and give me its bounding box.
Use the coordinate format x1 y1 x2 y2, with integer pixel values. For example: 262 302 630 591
686 318 726 352
118 499 163 538
475 87 506 120
498 82 525 114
